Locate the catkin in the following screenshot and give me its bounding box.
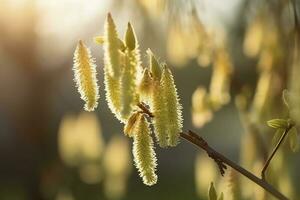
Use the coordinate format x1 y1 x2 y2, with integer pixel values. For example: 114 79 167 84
132 114 158 186
103 66 124 122
146 50 168 147
73 40 99 111
151 80 169 147
161 64 183 146
104 13 122 78
138 68 154 103
120 23 141 119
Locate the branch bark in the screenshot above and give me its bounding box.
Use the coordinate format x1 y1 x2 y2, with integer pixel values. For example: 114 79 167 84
180 130 289 200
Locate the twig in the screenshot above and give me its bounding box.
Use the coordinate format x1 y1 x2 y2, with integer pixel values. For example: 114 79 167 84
261 125 293 180
180 131 289 200
137 102 154 118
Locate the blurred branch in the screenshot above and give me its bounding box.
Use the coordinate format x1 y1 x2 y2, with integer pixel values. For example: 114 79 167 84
180 131 289 200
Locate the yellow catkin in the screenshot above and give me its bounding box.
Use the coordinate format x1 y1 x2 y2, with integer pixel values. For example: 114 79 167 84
151 80 169 147
104 13 122 78
161 64 183 146
103 66 124 122
120 23 141 119
132 114 158 186
138 68 154 103
73 40 99 111
209 47 233 110
147 50 168 147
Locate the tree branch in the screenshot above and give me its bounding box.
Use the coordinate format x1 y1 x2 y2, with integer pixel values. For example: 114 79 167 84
180 131 289 200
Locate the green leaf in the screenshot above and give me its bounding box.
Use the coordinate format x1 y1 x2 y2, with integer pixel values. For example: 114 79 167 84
267 119 288 129
289 127 299 152
208 182 217 200
218 192 224 200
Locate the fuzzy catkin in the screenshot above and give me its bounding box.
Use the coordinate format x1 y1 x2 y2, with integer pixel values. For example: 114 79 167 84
151 80 169 147
160 65 183 146
103 66 124 122
138 68 154 103
104 13 122 78
132 114 158 186
120 23 140 119
73 40 99 111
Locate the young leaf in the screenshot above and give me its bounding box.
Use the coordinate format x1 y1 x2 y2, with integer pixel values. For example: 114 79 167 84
267 119 288 129
132 114 158 186
73 40 99 111
161 64 183 146
208 182 217 200
289 127 299 152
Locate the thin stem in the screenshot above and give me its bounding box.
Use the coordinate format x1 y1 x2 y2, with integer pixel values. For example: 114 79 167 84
261 125 293 180
291 0 298 30
180 131 289 200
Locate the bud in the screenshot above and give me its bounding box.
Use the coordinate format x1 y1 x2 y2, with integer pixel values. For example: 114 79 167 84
73 40 99 111
267 119 288 129
147 49 161 80
125 22 136 50
132 114 158 186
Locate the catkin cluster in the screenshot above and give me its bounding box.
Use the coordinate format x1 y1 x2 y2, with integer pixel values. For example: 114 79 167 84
73 13 183 186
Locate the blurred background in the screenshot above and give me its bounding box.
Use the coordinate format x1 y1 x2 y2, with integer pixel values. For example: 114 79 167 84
0 0 299 199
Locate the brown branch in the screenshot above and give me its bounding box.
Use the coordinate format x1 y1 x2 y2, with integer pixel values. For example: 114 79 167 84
137 102 154 118
180 131 289 200
261 125 293 180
